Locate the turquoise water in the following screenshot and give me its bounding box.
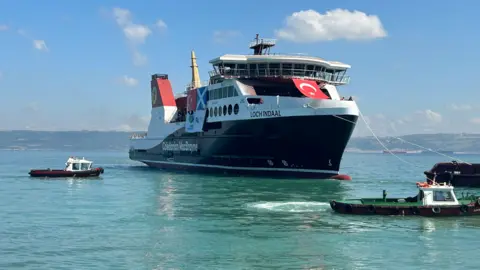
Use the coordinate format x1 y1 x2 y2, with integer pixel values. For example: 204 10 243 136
2 151 480 269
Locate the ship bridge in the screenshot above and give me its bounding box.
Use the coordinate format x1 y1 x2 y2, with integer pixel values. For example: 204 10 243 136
208 34 351 86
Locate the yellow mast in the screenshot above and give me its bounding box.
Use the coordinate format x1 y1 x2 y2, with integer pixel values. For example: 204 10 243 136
190 50 201 89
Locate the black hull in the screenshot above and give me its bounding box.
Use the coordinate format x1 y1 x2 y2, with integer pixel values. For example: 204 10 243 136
29 168 104 178
130 115 357 179
425 171 480 187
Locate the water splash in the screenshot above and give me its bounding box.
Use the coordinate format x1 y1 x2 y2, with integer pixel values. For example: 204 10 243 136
247 201 330 213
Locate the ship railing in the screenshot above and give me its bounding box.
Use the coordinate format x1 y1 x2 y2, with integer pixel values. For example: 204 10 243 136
184 80 210 90
249 38 277 48
130 133 147 139
208 68 350 85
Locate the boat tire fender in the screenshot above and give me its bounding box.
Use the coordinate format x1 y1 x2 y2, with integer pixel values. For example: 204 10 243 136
460 204 468 213
367 205 376 213
345 204 353 213
411 207 420 215
432 207 441 214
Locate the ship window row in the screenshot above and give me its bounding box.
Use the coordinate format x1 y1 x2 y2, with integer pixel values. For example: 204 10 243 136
208 86 238 100
206 104 240 118
211 62 349 83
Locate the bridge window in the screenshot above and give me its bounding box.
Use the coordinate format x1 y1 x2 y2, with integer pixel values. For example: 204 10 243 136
248 64 257 76
237 64 247 76
293 64 305 76
258 63 267 76
269 63 280 76
282 63 292 76
433 191 455 202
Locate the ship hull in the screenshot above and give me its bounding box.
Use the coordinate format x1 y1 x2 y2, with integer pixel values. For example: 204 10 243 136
130 114 357 179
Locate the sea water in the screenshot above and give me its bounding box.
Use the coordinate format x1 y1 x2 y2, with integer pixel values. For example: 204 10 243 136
1 150 480 269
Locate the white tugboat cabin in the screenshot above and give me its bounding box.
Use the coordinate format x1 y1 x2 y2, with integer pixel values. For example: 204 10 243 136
414 181 459 206
65 157 93 171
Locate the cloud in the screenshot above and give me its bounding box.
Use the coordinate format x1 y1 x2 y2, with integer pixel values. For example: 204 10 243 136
116 114 150 131
275 9 387 43
470 118 480 124
112 7 153 66
119 75 138 87
33 40 48 51
449 103 473 111
156 19 167 30
16 29 48 52
422 109 442 123
213 30 241 44
0 24 8 31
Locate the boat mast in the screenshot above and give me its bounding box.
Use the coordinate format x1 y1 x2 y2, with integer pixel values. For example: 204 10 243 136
190 50 201 89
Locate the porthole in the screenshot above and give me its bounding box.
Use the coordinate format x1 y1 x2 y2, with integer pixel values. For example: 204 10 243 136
223 105 227 115
234 104 239 114
210 108 213 117
214 107 218 117
228 104 232 115
218 106 222 116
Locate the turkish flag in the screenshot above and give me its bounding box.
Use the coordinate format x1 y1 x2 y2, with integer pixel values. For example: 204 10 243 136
292 79 329 99
187 89 197 111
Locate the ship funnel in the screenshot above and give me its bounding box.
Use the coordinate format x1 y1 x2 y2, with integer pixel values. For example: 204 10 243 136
190 50 201 89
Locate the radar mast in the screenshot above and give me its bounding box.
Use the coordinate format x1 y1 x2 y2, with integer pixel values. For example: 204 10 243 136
249 34 276 55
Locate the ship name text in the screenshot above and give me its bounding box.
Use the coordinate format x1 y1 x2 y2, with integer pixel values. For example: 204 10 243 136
162 141 198 152
250 110 282 118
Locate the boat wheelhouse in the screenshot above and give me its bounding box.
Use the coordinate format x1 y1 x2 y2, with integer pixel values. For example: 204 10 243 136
129 34 359 179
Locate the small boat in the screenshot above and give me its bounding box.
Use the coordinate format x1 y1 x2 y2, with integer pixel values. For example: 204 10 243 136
29 157 105 178
329 180 480 216
424 160 480 187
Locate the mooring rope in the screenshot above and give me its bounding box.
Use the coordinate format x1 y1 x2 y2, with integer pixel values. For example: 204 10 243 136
357 110 422 168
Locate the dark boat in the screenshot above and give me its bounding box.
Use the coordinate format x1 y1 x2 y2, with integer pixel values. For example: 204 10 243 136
330 181 480 216
29 157 104 178
424 160 480 187
129 34 359 179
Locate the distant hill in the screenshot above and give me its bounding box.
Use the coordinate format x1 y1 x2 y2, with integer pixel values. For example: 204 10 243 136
1 131 480 152
0 130 136 151
347 133 480 153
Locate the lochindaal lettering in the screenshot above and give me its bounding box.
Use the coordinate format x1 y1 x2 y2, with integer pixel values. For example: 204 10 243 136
162 141 198 152
249 110 281 118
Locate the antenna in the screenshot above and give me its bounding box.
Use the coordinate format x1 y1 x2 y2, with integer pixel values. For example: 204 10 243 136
249 34 276 55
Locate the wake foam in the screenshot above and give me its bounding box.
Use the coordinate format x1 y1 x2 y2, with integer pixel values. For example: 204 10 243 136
247 201 330 213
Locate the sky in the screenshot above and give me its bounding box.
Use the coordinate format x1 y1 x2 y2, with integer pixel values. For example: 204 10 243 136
0 0 479 137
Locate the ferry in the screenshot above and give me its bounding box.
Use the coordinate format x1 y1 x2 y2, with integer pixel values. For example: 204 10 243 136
129 34 359 178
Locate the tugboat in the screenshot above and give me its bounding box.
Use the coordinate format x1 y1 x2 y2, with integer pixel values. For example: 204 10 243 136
329 179 480 216
29 157 104 178
129 34 359 179
424 161 480 187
